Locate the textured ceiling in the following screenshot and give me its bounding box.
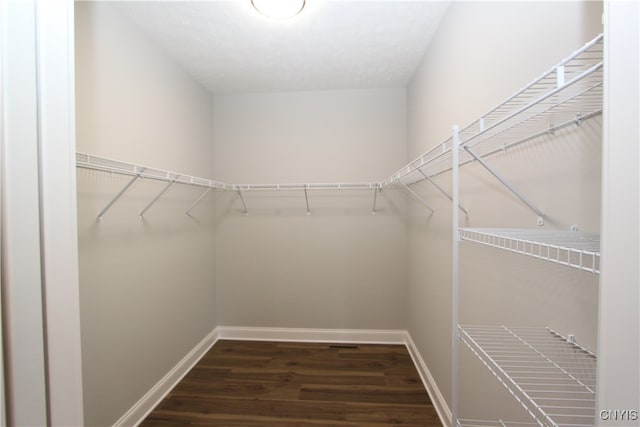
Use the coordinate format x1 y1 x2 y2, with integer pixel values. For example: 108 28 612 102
116 1 450 94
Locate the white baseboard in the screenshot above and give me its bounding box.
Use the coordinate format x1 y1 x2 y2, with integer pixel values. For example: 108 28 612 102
405 333 452 427
114 326 450 427
113 328 219 427
216 326 407 344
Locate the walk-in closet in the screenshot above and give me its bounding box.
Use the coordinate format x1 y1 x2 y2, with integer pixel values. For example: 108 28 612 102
1 1 638 427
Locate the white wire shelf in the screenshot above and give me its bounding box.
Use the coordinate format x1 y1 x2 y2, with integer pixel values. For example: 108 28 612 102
382 33 603 218
76 152 384 218
76 152 232 190
458 325 597 427
458 420 541 427
459 228 600 274
458 35 603 159
234 182 380 191
383 138 454 187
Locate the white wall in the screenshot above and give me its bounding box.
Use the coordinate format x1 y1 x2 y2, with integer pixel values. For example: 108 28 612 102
406 1 603 423
212 89 409 330
75 3 217 426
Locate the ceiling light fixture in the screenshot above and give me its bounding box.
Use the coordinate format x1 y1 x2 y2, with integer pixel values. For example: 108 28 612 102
251 0 305 20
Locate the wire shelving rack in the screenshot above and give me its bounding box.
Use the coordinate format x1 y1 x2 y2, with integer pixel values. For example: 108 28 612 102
458 326 597 427
451 34 603 427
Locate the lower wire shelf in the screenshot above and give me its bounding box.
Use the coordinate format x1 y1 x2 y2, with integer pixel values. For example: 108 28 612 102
458 325 597 427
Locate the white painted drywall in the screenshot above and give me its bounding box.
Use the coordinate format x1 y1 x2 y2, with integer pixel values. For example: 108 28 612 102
212 89 409 330
597 1 640 424
406 1 603 422
75 3 218 426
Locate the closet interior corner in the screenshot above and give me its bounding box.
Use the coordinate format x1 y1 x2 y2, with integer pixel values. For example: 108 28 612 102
64 2 638 427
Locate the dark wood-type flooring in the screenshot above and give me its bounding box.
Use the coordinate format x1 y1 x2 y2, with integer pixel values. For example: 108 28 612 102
141 340 443 426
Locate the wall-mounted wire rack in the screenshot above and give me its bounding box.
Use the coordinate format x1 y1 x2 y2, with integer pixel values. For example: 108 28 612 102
384 34 603 221
76 152 233 221
459 228 600 274
76 152 384 219
458 326 597 427
454 34 603 221
76 152 232 190
457 35 603 154
451 34 603 427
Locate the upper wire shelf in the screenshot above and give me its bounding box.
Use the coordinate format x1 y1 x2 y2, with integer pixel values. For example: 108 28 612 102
383 34 603 191
459 228 600 274
76 152 232 190
383 137 454 187
76 152 384 219
235 182 380 191
458 325 597 427
458 35 603 157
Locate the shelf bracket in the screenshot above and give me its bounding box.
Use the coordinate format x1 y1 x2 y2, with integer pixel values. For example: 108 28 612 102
185 187 213 216
139 177 177 219
417 169 469 218
371 186 379 214
464 146 544 223
237 189 248 215
96 171 144 222
399 181 434 214
304 185 310 215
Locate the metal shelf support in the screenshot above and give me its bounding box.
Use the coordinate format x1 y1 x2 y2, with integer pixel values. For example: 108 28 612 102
417 169 468 217
96 172 143 223
463 146 544 223
372 186 379 214
304 185 310 215
237 189 248 214
400 180 434 214
185 187 213 216
139 178 176 219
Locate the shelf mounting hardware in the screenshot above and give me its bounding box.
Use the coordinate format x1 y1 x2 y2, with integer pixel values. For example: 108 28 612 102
304 185 310 215
185 187 213 216
417 169 468 218
463 146 544 224
399 181 434 214
139 176 178 219
96 170 144 223
556 64 565 88
372 186 379 214
237 189 248 215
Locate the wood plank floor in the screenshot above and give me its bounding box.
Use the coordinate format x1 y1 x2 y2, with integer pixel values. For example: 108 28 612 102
141 340 443 426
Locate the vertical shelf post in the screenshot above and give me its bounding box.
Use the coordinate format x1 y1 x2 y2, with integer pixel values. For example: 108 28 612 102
452 125 460 427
